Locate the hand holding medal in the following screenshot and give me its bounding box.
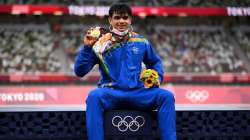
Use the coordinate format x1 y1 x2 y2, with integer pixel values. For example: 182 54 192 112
83 27 113 76
92 33 112 54
83 27 107 46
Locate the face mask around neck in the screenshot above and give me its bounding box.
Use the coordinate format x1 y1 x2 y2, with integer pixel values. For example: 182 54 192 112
111 28 129 36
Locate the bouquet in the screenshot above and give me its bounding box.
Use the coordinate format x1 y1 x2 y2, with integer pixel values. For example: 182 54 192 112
140 69 160 88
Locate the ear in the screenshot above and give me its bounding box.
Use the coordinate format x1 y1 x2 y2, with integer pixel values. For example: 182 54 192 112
108 17 112 24
128 16 132 25
129 18 132 25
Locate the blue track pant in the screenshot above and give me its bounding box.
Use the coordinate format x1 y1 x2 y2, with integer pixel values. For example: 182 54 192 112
86 87 176 140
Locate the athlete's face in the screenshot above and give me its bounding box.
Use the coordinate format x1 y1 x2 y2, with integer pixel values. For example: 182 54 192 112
109 13 132 32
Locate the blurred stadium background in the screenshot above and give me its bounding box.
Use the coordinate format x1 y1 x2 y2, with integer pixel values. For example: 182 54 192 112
0 0 250 140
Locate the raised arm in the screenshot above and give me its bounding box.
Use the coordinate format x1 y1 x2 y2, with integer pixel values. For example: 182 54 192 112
74 46 98 77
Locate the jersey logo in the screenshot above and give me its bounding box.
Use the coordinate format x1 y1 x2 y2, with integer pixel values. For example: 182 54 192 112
132 46 139 54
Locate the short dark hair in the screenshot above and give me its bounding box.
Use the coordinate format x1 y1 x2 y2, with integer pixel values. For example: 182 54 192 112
109 3 132 17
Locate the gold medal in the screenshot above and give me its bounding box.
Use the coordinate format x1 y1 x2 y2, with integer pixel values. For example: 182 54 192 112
90 28 101 38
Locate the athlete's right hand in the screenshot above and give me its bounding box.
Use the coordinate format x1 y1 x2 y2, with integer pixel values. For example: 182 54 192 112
92 33 112 54
83 27 101 46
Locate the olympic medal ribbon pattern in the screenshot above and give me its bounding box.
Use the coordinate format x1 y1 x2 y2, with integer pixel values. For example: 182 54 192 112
86 27 111 78
88 27 134 80
112 115 145 132
92 29 131 79
140 69 160 88
92 33 113 76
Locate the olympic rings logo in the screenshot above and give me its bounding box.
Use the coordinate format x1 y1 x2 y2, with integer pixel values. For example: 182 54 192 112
185 90 209 102
112 115 145 132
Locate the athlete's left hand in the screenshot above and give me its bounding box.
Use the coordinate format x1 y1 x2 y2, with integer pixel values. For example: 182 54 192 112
140 69 160 88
